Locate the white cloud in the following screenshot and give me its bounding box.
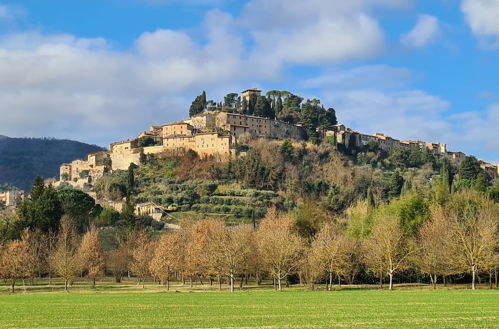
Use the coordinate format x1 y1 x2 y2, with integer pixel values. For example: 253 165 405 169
239 0 410 68
448 104 499 150
462 0 499 46
401 14 441 48
0 10 252 146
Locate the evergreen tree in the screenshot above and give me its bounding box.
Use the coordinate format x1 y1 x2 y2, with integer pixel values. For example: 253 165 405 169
201 91 207 108
30 176 45 201
241 97 248 114
388 170 404 198
458 156 482 181
127 163 138 199
367 187 376 209
324 107 337 127
300 100 321 144
57 189 100 233
189 91 207 117
248 93 258 115
280 139 294 160
421 148 436 167
254 96 273 118
275 96 283 115
473 172 487 192
440 158 453 192
17 183 62 235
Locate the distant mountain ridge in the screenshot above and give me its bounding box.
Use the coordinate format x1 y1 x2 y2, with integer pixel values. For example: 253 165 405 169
0 136 105 192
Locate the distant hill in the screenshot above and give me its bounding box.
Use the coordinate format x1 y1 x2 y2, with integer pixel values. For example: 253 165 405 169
0 136 105 192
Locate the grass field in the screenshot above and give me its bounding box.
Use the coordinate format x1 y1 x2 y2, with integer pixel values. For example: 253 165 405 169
1 287 499 328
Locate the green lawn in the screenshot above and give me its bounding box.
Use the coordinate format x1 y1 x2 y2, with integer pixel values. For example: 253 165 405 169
0 289 498 328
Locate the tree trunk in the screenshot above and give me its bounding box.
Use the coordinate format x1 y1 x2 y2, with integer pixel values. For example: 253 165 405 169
218 276 222 291
198 276 204 285
433 274 437 289
142 278 145 289
273 278 276 290
93 277 96 288
230 274 234 292
190 277 193 287
443 275 446 287
167 279 170 291
471 265 476 290
379 273 383 289
495 267 498 288
389 273 393 291
64 279 69 291
338 275 341 287
278 277 282 291
11 281 15 293
328 271 333 291
239 276 244 289
489 271 493 289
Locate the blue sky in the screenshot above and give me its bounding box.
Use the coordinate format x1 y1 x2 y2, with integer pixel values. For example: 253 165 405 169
0 0 498 163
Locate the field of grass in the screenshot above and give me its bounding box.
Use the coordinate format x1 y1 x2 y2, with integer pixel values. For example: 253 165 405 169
1 284 499 328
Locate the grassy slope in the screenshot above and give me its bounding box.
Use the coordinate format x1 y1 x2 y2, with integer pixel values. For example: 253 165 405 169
0 289 498 328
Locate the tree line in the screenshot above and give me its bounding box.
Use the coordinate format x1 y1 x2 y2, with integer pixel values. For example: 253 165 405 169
1 188 498 293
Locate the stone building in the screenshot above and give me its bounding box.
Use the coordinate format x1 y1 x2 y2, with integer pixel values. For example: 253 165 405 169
59 151 110 187
241 88 261 102
189 111 303 141
327 124 498 176
328 124 448 156
0 190 24 207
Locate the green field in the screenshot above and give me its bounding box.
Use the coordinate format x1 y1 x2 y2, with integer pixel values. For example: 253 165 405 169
1 289 499 328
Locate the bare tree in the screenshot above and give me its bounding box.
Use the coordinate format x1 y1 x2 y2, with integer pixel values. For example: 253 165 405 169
450 194 499 290
26 229 51 282
363 215 414 290
78 226 105 287
50 216 80 291
417 206 458 288
208 224 254 292
0 229 34 292
185 219 224 286
149 231 184 290
308 223 351 290
107 244 130 283
256 208 304 291
129 231 154 288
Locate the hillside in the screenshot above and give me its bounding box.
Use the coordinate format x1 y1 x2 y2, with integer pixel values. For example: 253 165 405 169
0 136 104 191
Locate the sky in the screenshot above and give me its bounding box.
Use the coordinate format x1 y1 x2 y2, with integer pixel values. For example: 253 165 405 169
0 0 498 163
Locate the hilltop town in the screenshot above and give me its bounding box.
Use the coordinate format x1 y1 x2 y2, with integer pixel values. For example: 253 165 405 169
56 88 498 192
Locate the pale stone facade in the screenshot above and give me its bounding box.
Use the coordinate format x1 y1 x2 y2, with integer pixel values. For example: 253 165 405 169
190 111 303 141
59 151 110 188
241 88 261 102
0 190 24 207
